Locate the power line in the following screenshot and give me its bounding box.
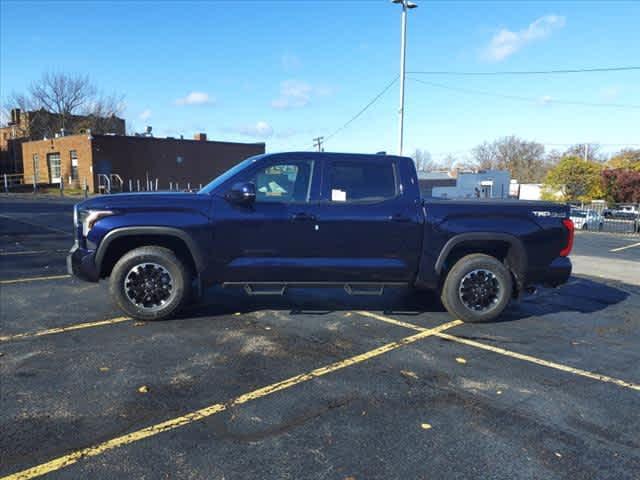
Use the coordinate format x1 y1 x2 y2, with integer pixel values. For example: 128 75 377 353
409 77 640 109
407 66 640 76
323 76 398 142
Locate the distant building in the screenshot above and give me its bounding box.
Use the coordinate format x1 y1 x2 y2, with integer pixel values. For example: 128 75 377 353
417 171 456 197
1 107 126 174
420 169 511 199
21 132 265 193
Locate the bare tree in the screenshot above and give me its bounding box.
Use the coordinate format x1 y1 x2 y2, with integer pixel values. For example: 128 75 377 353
411 148 434 171
472 136 548 183
4 72 124 139
563 143 606 163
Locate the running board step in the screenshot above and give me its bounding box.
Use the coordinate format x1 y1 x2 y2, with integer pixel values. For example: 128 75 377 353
221 282 406 296
344 284 385 296
243 284 287 296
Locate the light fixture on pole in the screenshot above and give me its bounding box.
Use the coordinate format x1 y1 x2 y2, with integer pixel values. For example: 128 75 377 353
392 0 417 156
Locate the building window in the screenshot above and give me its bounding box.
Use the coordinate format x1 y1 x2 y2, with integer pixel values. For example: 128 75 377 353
32 154 40 183
47 153 61 184
70 150 79 181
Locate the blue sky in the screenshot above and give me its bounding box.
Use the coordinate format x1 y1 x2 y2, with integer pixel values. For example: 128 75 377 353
1 0 639 162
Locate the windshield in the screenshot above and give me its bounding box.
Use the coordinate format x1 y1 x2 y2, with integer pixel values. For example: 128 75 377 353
198 154 264 194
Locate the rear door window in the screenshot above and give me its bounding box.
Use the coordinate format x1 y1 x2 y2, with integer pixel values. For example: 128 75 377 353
327 160 397 203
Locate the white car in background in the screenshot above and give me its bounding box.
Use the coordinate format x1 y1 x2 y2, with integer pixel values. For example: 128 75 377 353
571 209 603 231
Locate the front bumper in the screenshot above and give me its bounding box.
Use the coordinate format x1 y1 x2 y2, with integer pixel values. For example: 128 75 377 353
67 245 100 282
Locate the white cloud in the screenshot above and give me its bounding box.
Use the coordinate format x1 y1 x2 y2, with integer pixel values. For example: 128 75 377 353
225 121 274 139
139 109 152 121
175 91 214 106
271 80 332 109
539 95 553 105
483 14 566 62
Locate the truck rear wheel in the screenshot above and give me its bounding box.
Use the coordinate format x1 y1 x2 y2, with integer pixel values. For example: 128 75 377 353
441 253 512 323
109 246 191 321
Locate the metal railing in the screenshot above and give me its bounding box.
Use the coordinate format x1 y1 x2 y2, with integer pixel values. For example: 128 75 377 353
571 202 639 235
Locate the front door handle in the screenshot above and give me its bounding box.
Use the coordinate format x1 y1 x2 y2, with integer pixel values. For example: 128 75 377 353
390 213 411 222
290 212 317 222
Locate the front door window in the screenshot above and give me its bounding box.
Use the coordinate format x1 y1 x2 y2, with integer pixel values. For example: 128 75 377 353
249 160 314 204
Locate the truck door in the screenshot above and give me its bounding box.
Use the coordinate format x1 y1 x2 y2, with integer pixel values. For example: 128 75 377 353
307 156 423 283
210 156 321 282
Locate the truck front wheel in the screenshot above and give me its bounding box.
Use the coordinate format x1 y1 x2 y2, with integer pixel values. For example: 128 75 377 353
109 246 191 321
441 253 513 323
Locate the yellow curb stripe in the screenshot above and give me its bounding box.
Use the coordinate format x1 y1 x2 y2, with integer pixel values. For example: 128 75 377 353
355 311 640 392
0 317 131 343
610 241 640 252
0 275 71 285
0 319 462 480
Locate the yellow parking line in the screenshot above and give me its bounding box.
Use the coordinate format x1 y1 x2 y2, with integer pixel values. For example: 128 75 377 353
0 249 68 256
0 319 462 480
355 311 640 392
0 250 46 256
0 213 72 236
610 241 640 252
0 317 131 343
0 274 71 285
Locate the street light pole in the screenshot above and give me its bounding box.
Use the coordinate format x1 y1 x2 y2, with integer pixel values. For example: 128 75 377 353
393 0 417 156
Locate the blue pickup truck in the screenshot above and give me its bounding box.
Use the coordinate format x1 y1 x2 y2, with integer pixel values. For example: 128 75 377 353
68 152 573 323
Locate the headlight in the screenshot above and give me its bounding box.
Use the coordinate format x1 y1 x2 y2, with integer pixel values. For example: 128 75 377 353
79 209 114 237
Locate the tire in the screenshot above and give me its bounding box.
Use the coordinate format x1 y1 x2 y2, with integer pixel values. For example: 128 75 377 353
109 246 191 321
441 253 513 323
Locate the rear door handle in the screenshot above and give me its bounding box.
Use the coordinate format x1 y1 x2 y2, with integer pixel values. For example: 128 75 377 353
290 212 317 222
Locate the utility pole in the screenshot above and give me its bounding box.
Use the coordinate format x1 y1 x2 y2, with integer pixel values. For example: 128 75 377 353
392 0 417 156
313 136 324 152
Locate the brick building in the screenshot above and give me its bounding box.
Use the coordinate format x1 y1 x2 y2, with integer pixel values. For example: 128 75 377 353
1 108 126 174
21 133 265 193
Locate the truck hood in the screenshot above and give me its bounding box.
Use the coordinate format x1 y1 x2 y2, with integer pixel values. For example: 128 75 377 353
76 192 211 213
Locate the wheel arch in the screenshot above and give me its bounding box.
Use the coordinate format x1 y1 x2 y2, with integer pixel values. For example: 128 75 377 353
95 227 204 278
435 232 527 292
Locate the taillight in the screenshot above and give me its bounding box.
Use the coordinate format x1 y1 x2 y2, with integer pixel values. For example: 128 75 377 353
560 218 574 256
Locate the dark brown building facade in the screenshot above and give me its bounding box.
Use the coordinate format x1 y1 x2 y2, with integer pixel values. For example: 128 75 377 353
21 133 265 193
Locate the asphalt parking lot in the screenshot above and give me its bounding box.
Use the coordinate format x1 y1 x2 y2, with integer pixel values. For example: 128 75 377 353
1 195 639 480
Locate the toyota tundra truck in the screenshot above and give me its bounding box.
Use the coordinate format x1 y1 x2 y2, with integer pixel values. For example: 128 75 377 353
68 152 573 322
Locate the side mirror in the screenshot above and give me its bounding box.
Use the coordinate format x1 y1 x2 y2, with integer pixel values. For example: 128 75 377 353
227 182 256 205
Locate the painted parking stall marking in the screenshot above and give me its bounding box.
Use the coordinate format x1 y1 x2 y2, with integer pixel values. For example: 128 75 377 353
610 241 640 252
0 319 463 480
0 274 70 285
356 311 640 392
0 316 131 343
0 213 72 236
